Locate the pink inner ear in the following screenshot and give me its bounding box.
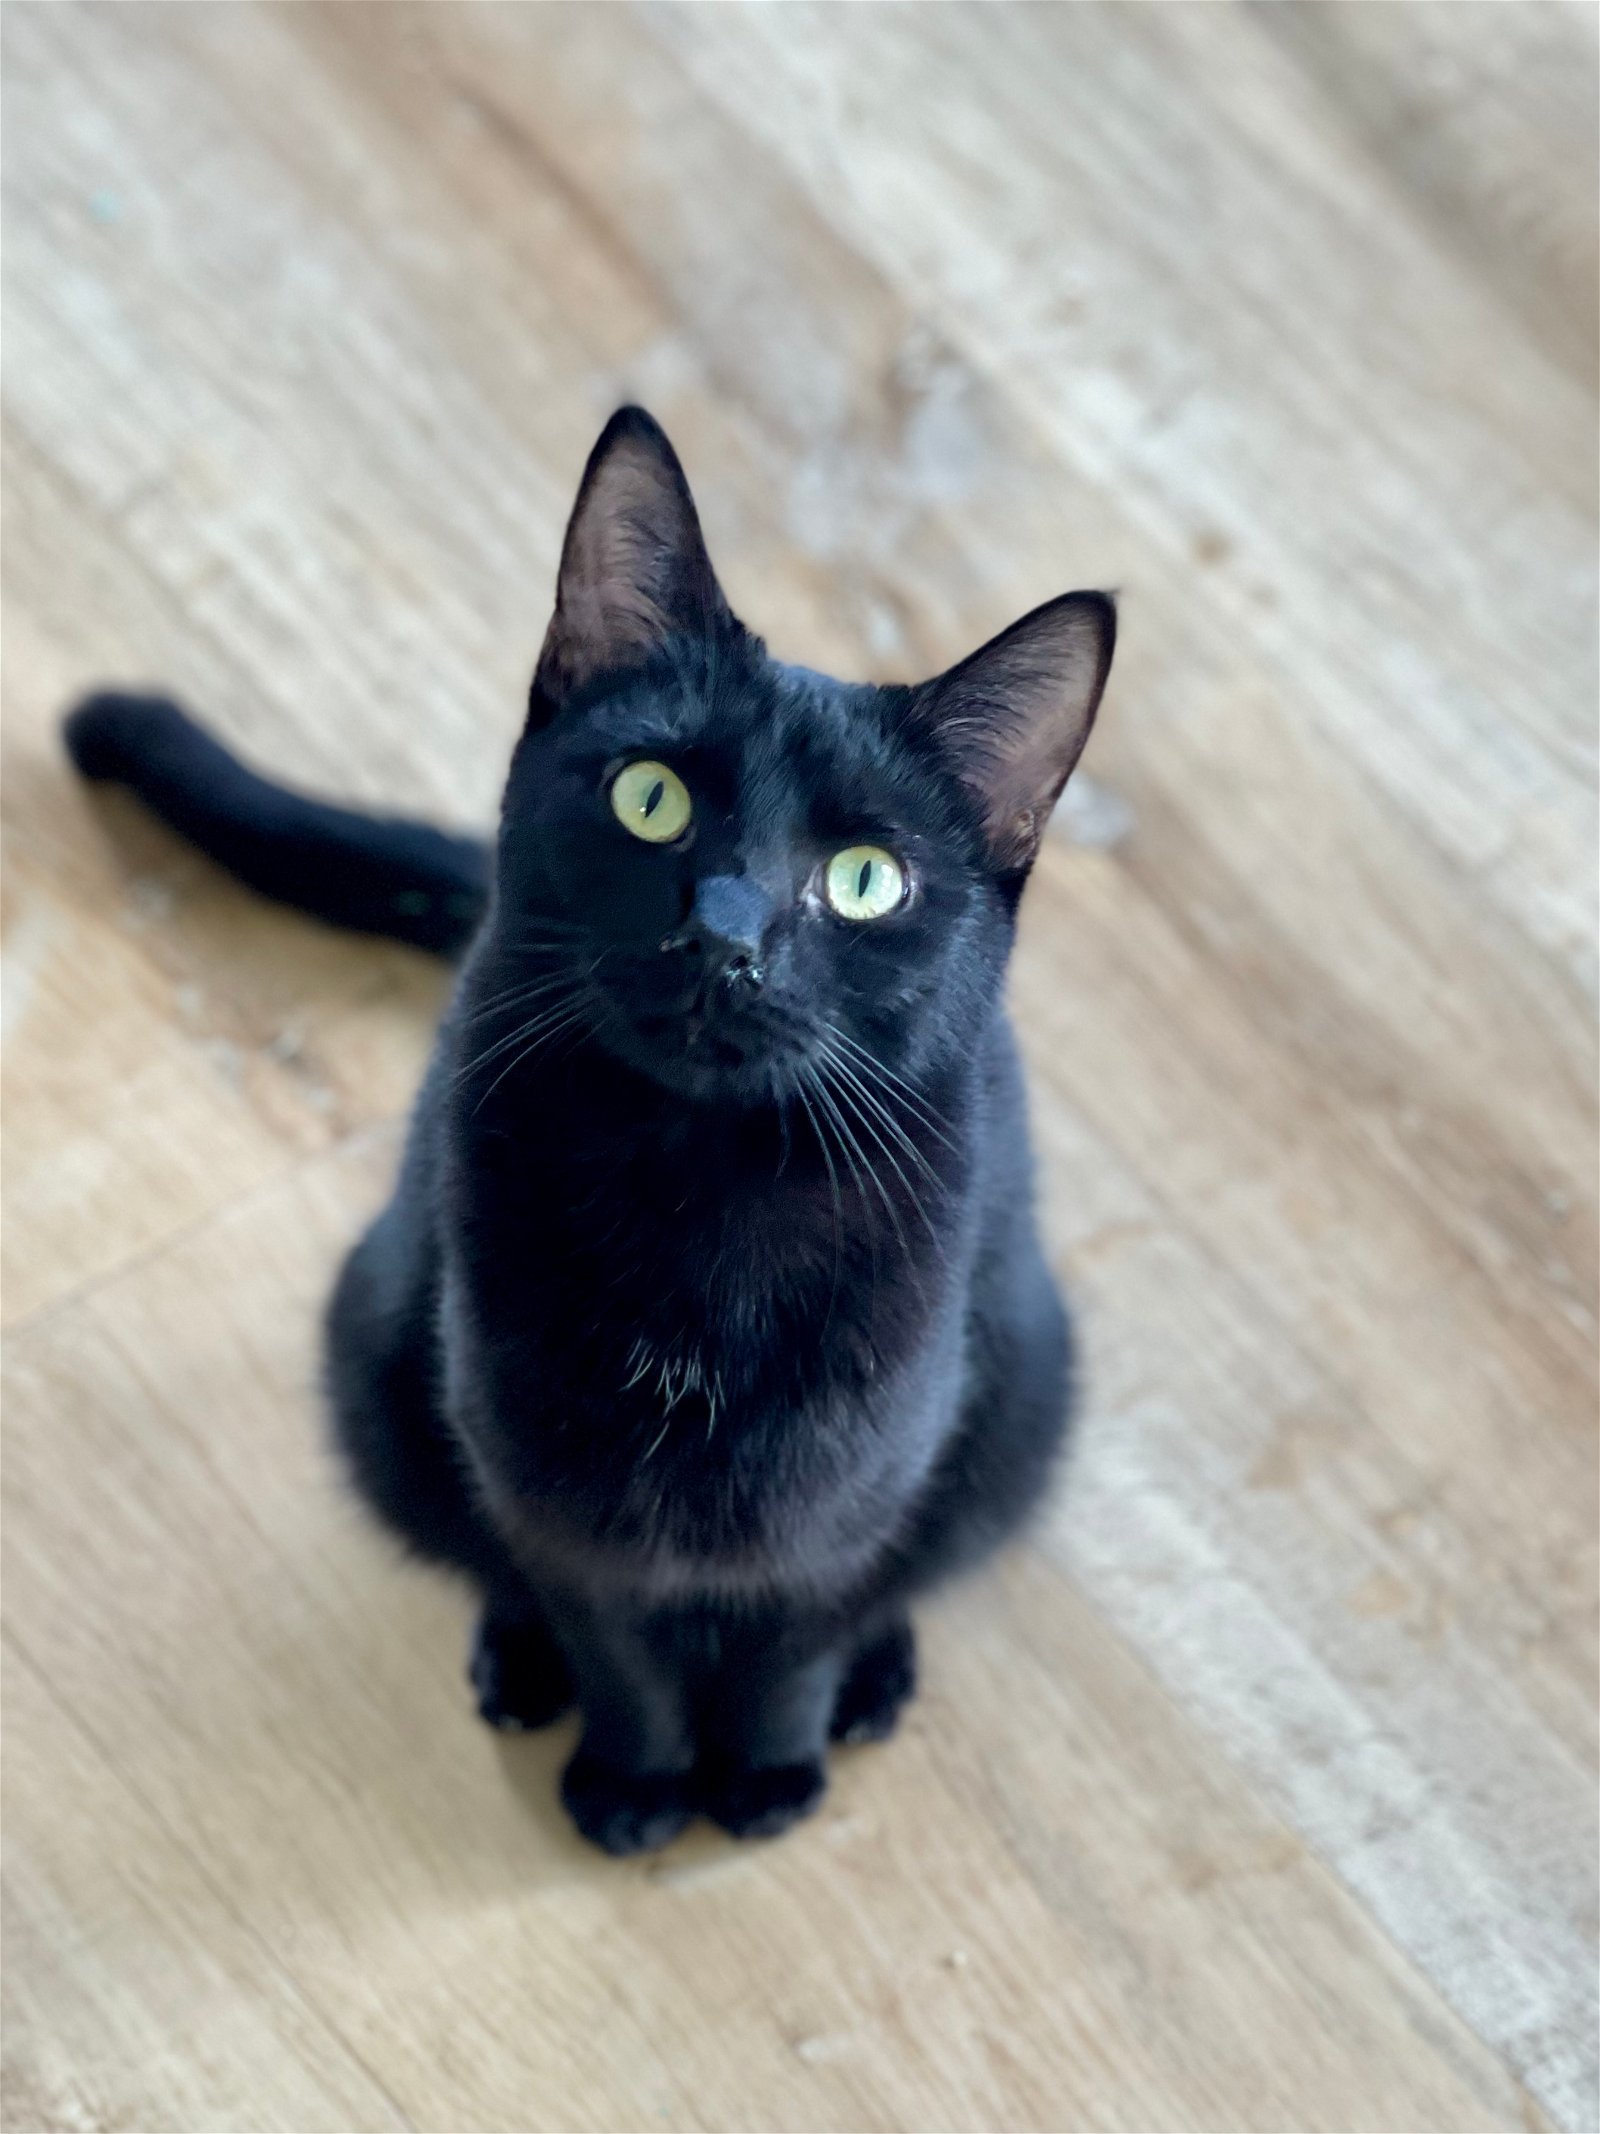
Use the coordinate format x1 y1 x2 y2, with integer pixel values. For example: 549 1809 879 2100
534 410 730 706
559 446 687 657
919 592 1115 872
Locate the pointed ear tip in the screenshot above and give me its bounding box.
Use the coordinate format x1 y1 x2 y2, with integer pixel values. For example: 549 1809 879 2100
1018 587 1116 640
1060 589 1118 675
1062 586 1117 629
596 404 671 453
583 406 695 497
1023 589 1115 677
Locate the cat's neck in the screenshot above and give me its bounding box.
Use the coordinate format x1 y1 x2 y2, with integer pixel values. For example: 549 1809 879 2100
450 1020 976 1358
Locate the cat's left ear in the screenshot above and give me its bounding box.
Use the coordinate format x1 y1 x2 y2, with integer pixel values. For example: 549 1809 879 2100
915 591 1116 874
531 407 734 719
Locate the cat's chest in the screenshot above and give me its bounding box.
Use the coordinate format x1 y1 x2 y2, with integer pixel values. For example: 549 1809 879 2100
454 1298 954 1599
481 1155 842 1351
617 1334 726 1441
441 1180 965 1596
452 1110 955 1455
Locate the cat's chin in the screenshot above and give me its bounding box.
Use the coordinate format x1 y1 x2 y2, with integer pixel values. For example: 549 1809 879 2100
592 1013 809 1108
625 1044 806 1109
580 992 813 1107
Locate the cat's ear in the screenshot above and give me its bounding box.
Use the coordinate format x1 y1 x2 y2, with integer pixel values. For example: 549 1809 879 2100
531 407 733 716
915 591 1116 874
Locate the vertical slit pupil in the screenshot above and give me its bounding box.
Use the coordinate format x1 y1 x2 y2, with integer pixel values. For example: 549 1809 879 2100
644 779 665 818
856 859 873 899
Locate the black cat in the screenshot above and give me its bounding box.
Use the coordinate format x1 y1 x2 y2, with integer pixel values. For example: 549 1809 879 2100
65 408 1115 1854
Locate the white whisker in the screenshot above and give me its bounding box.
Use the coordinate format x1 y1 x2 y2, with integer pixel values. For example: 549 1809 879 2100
821 1049 943 1259
825 1044 944 1192
470 1001 589 1112
825 1023 960 1151
811 1065 910 1260
795 1077 845 1319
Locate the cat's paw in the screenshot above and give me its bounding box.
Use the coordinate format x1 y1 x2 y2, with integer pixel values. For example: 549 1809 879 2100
470 1611 573 1733
561 1749 694 1856
701 1759 827 1840
830 1619 916 1744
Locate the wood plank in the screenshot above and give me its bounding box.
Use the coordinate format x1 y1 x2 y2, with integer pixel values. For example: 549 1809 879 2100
1248 0 1599 391
2 1642 406 2134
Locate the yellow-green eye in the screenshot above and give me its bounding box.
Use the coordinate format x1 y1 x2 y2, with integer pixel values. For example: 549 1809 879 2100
825 845 905 921
610 759 691 843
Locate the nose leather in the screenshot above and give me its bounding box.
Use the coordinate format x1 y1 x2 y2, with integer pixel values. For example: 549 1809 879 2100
691 873 771 958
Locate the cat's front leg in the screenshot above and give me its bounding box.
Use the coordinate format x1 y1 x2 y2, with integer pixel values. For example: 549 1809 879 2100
541 1590 697 1856
829 1614 918 1744
470 1599 573 1733
698 1636 843 1841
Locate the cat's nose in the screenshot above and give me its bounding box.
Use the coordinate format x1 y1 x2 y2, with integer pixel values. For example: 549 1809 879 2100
673 873 772 987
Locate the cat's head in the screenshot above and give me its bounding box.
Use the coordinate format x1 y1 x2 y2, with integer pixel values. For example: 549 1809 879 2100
492 408 1113 1105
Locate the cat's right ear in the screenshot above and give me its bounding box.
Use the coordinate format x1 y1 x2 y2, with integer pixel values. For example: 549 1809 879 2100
529 408 733 721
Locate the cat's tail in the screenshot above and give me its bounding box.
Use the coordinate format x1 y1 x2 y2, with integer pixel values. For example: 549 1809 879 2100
63 691 490 956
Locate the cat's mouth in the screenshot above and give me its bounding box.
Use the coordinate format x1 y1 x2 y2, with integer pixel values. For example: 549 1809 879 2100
592 969 814 1100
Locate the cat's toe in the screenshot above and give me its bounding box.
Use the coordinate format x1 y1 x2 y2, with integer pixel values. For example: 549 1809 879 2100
470 1612 573 1732
703 1759 827 1840
830 1619 916 1744
561 1750 694 1856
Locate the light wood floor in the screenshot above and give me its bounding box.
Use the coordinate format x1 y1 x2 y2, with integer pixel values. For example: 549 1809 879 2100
3 6 1596 2130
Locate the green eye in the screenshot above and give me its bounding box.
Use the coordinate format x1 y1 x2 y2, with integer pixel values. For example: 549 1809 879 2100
825 844 905 921
610 759 692 843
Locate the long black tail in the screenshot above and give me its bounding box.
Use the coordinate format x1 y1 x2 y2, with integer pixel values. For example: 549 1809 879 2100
63 692 490 956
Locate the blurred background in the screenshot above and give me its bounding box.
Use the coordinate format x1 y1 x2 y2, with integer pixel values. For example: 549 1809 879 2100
3 6 1595 2131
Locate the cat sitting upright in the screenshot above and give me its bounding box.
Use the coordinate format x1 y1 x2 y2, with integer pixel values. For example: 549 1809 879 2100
66 408 1115 1853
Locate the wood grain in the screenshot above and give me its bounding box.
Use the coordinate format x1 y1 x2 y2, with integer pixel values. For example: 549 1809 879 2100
3 4 1594 2129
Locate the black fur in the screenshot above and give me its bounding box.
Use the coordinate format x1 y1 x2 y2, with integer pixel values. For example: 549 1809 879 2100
64 692 488 954
65 409 1114 1853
